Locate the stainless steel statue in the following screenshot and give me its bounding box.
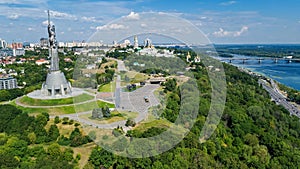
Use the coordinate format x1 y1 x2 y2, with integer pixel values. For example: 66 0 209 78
42 10 72 97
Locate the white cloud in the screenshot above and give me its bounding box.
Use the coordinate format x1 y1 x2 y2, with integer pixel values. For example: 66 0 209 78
48 10 77 20
220 1 237 6
28 27 34 31
124 12 140 20
49 10 102 23
96 24 128 31
234 26 248 36
81 16 97 22
7 14 19 20
213 26 249 37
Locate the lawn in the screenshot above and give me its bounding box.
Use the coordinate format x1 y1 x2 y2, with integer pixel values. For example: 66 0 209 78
74 101 98 113
98 80 116 92
73 93 95 103
133 119 171 132
19 93 94 106
97 100 115 108
15 105 76 116
131 73 149 83
122 71 149 83
12 100 115 116
74 100 115 113
80 111 138 124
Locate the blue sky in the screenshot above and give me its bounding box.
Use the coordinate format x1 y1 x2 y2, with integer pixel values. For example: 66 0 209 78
0 0 299 44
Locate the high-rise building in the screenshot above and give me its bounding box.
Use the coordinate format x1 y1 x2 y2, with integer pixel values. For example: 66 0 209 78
10 42 25 56
0 74 17 90
40 38 49 48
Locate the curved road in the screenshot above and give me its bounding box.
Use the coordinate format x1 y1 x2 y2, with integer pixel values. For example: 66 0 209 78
57 84 160 129
259 79 300 117
13 59 161 129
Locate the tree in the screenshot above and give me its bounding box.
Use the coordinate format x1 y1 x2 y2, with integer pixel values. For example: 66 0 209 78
0 152 20 168
102 106 111 118
244 133 259 146
89 146 115 169
92 108 103 119
47 143 61 158
62 148 74 161
152 161 164 169
125 118 136 127
9 112 34 134
48 124 60 142
0 105 22 132
28 132 36 144
62 117 69 124
70 128 81 141
54 116 60 124
42 112 50 121
253 145 271 166
164 78 177 92
0 90 11 101
69 127 90 147
35 114 48 127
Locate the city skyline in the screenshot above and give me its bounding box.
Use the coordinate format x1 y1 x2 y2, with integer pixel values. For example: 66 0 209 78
0 0 299 44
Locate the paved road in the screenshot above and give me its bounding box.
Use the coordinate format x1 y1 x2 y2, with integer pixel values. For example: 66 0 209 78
260 79 300 117
119 84 160 123
115 75 121 108
55 59 160 129
56 84 160 129
116 60 127 72
270 79 287 99
56 111 127 129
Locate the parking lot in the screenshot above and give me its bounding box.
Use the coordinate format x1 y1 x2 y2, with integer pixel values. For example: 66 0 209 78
118 84 160 123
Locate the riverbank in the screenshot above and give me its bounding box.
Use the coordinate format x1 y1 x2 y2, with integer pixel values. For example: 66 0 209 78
232 63 300 116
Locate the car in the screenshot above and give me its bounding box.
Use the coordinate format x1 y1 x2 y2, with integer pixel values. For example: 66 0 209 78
144 96 149 102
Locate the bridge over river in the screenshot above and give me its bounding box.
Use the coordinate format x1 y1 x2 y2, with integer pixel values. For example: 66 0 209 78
221 57 300 64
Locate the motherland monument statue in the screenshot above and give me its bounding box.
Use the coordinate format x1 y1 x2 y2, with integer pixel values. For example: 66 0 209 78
41 10 72 97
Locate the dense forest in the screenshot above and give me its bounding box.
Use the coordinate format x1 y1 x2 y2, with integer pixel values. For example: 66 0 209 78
0 105 91 169
84 62 300 168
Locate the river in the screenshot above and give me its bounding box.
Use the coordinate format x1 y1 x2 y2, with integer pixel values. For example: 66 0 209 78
220 54 300 91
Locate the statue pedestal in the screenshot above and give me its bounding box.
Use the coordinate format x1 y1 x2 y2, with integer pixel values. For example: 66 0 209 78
42 71 72 97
